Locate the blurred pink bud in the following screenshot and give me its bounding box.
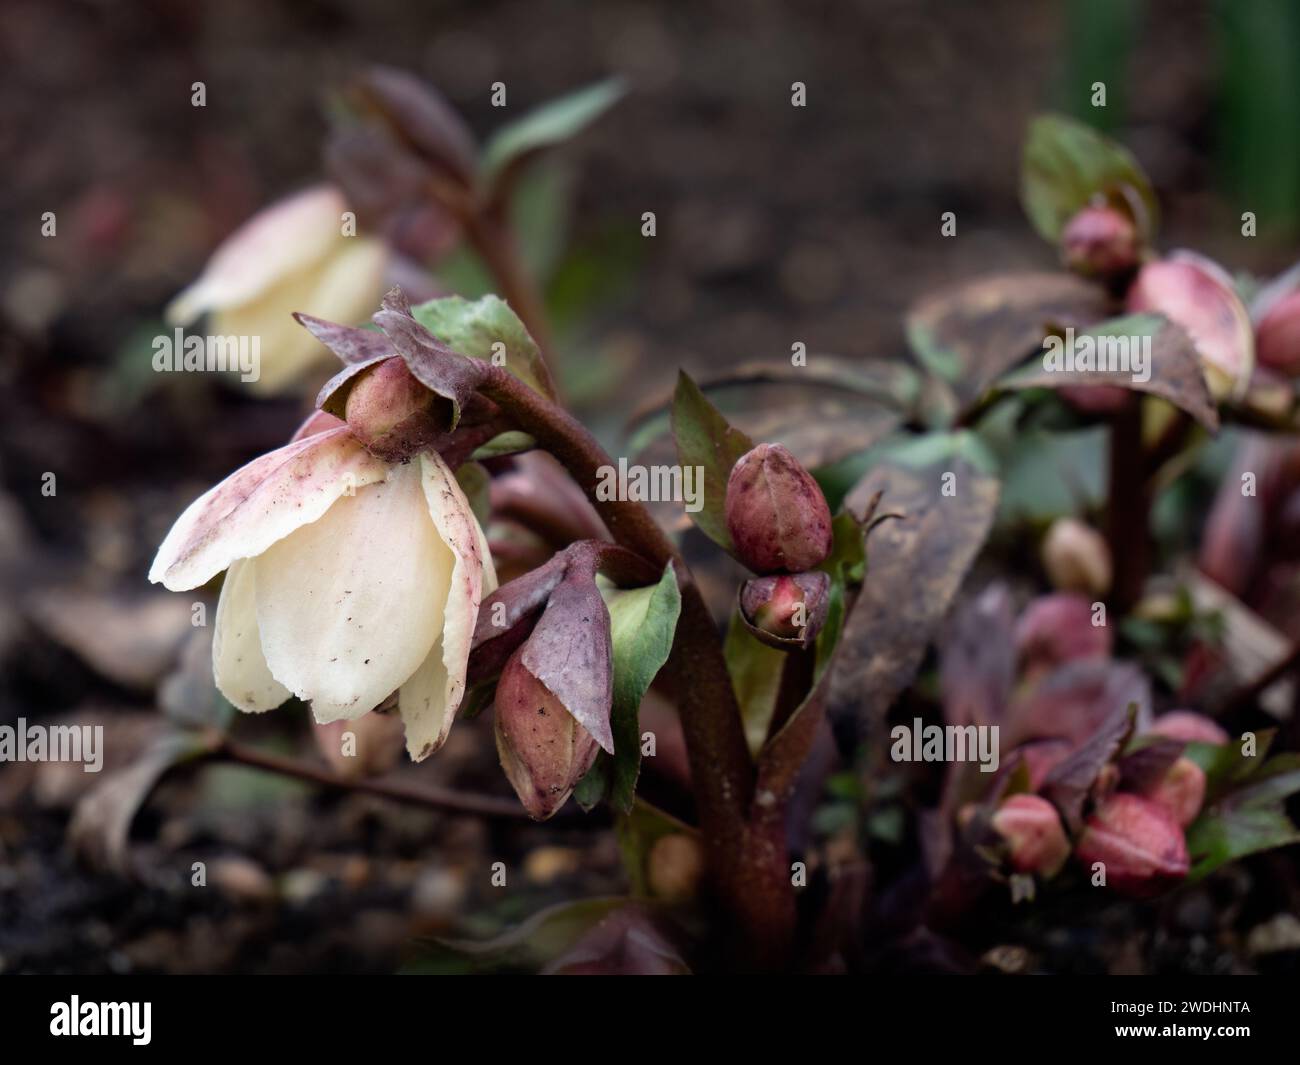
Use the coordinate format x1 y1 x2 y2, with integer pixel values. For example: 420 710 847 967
646 834 706 903
344 356 442 461
1254 289 1300 377
1075 793 1189 897
1041 517 1112 597
991 794 1070 877
314 711 405 780
1015 738 1073 791
1126 252 1254 401
494 644 601 820
1142 756 1206 827
1015 593 1111 676
739 571 831 649
1147 710 1229 747
725 444 833 574
1058 384 1133 415
1061 205 1139 279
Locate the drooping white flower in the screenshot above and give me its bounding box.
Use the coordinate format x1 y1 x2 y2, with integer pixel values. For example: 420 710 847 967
150 418 496 761
166 185 388 395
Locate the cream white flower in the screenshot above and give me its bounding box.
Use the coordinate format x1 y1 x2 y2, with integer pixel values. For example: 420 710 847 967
166 185 388 395
150 420 496 761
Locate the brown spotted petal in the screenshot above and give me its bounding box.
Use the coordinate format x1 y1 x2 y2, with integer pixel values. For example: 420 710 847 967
149 426 390 592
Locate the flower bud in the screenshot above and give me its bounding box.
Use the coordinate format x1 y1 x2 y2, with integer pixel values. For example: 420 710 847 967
1254 289 1300 377
991 794 1070 877
494 643 601 820
739 571 831 649
1075 793 1189 897
1142 756 1206 827
1061 204 1139 279
344 356 442 461
1014 738 1073 791
1147 710 1229 747
314 711 405 780
1126 253 1254 401
725 443 832 574
646 833 706 903
1015 593 1111 677
1041 517 1112 597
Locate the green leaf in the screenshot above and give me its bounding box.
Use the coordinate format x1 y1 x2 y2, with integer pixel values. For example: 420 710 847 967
587 564 682 812
1186 750 1300 880
670 371 755 552
481 79 625 188
1020 112 1159 243
724 611 787 756
470 430 535 461
454 461 491 527
411 294 554 399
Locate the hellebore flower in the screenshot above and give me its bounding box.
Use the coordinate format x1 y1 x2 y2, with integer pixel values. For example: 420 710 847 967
739 571 831 649
149 407 496 762
1251 265 1300 376
1141 756 1206 828
725 443 833 574
990 794 1070 878
1041 517 1112 598
1060 204 1139 279
1126 251 1254 401
1015 593 1112 678
166 185 388 395
1075 792 1189 897
1147 710 1229 747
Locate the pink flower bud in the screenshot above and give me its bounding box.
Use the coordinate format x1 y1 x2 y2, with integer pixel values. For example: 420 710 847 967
1075 793 1189 897
739 571 831 649
344 356 442 461
1147 710 1229 747
314 711 405 780
646 833 706 903
1254 288 1300 376
494 644 600 820
991 794 1070 877
1060 205 1139 279
1041 517 1112 597
1014 738 1073 791
1015 593 1111 677
725 443 833 574
1126 253 1254 401
1142 756 1206 827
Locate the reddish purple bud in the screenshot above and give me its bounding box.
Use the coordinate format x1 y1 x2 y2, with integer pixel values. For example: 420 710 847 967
494 643 601 821
991 794 1070 878
1075 792 1189 897
1142 756 1206 827
739 571 831 649
725 443 833 574
1147 710 1229 747
344 356 442 461
1061 205 1139 279
1126 253 1254 401
1015 593 1111 677
1058 383 1134 415
1041 517 1112 597
1254 289 1300 376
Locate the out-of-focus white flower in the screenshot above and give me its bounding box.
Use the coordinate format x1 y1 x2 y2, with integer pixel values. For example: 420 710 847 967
166 185 387 395
149 417 496 761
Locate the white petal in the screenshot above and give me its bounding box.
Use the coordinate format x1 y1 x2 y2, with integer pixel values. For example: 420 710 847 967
165 186 347 325
254 462 452 723
398 451 489 760
150 426 389 591
212 559 290 713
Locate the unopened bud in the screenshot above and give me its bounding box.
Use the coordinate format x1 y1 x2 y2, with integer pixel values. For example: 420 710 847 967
494 643 600 820
1142 756 1206 827
1061 204 1139 279
646 833 706 903
1254 288 1300 377
991 794 1070 878
1075 793 1189 897
344 356 441 461
739 571 831 649
1126 253 1254 401
314 711 405 780
725 443 833 574
1041 517 1112 597
1015 593 1111 677
1147 710 1229 747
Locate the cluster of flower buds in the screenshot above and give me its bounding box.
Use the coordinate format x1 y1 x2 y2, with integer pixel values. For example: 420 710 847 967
726 443 835 648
